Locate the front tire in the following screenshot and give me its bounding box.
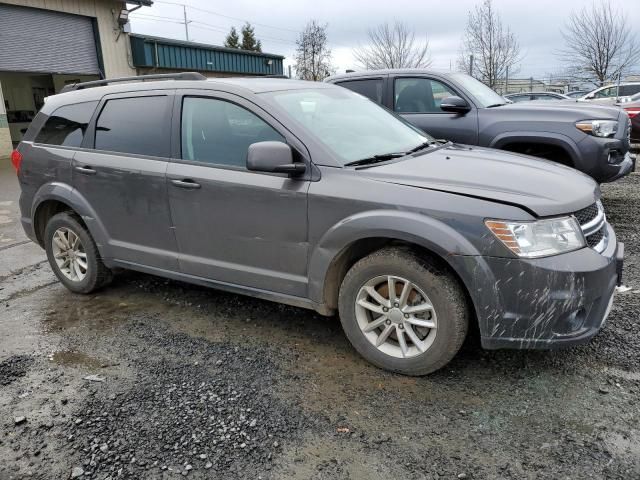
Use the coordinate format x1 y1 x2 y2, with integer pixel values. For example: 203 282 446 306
338 248 468 376
44 212 112 294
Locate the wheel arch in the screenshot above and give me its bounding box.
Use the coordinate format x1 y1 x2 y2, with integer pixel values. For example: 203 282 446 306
308 210 480 313
489 132 580 167
31 182 110 256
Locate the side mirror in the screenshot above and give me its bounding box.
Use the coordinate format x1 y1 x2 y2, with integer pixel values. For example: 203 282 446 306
247 141 306 176
440 96 471 113
585 93 595 100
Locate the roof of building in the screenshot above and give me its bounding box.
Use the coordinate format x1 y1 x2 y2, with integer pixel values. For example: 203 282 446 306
130 34 285 60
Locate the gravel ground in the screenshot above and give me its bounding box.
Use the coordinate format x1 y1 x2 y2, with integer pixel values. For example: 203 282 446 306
1 171 639 479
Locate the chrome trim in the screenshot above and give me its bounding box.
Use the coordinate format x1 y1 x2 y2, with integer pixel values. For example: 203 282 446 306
580 200 606 236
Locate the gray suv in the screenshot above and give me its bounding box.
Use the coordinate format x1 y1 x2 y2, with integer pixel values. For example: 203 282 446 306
13 73 624 375
326 70 634 183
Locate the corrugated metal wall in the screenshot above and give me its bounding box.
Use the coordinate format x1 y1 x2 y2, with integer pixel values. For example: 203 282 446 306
0 3 100 75
0 0 136 77
131 36 284 76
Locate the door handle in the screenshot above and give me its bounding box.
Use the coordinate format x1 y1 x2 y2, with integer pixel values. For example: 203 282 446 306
170 179 201 189
74 165 97 175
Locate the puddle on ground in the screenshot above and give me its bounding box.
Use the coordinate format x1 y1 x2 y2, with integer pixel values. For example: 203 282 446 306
48 350 104 369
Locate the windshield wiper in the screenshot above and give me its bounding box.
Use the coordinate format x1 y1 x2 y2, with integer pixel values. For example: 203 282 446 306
406 140 438 154
344 152 407 167
486 103 507 108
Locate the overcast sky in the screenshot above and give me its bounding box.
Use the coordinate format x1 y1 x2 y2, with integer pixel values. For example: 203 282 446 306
129 0 640 79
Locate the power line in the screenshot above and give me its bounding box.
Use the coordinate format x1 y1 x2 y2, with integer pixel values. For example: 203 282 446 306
131 13 299 46
153 0 301 34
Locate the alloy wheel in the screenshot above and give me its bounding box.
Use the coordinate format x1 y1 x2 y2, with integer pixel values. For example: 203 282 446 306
355 275 437 358
51 227 88 282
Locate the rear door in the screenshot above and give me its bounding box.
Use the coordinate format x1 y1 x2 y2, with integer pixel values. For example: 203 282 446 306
73 91 179 271
333 77 386 105
392 76 479 144
166 91 310 297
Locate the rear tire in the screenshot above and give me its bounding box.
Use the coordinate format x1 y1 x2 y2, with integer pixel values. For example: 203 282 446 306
44 212 112 294
338 247 468 376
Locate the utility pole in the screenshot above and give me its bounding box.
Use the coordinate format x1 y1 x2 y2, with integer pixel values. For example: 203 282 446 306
183 5 191 42
469 55 474 76
505 66 509 94
529 76 533 92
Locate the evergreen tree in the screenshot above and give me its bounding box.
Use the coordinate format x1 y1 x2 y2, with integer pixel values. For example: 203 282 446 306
224 27 240 49
241 23 262 52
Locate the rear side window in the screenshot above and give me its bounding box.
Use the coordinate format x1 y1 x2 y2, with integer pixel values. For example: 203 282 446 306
336 79 383 104
621 85 640 96
35 101 97 147
95 96 170 157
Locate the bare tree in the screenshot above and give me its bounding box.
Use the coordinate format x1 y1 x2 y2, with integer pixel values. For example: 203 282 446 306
353 21 431 69
294 20 334 81
457 0 520 88
558 1 640 86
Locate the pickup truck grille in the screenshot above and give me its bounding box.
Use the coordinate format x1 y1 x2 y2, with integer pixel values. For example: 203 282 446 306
574 201 607 253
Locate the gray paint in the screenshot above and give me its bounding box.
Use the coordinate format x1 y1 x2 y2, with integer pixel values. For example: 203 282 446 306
0 3 99 75
16 76 622 349
326 70 634 183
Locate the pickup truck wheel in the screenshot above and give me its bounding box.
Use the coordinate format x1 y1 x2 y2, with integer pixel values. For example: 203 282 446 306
338 248 468 375
44 212 112 294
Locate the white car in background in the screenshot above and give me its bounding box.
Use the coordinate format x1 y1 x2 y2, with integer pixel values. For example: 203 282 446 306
580 83 640 105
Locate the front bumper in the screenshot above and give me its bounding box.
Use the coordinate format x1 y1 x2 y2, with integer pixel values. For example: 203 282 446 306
451 224 621 349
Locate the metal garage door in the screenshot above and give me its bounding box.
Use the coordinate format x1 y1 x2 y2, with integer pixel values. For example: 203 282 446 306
0 3 100 75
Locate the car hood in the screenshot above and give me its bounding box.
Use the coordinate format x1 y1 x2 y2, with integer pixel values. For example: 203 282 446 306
361 144 599 217
496 100 621 119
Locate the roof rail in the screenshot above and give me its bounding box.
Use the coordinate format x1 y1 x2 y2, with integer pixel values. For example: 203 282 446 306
59 72 207 93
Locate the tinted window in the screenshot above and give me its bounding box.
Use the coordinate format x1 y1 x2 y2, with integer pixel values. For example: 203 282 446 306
336 79 383 104
35 101 97 147
621 85 640 96
394 78 458 113
181 97 284 167
95 96 169 157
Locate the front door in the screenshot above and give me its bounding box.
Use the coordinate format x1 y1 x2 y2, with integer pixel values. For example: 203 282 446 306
393 77 479 144
167 93 309 297
73 92 178 271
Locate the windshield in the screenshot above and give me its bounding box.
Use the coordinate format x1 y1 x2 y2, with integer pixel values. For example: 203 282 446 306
449 73 507 107
263 88 432 165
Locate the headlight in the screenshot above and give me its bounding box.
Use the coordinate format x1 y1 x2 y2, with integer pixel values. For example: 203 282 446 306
485 217 585 258
575 119 618 138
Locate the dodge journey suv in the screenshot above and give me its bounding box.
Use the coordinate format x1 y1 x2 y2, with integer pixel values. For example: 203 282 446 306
13 73 624 375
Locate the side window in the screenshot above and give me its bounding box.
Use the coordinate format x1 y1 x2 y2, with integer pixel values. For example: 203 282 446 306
95 96 170 157
336 79 383 104
181 97 285 168
594 87 615 98
34 101 98 147
394 78 458 113
621 85 640 96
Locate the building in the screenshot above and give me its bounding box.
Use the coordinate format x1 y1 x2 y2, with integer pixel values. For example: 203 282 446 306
0 0 152 156
0 2 285 157
130 34 284 78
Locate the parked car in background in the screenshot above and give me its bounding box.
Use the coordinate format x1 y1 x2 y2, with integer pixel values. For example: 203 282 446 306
580 83 640 105
326 69 634 183
13 73 624 375
566 90 591 99
505 92 571 102
617 92 640 149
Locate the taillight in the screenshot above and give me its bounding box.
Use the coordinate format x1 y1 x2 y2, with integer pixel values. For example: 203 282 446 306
10 149 23 173
624 108 640 119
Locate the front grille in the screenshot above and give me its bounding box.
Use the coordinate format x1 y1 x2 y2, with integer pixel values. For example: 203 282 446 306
574 203 599 225
574 201 607 253
586 225 605 248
